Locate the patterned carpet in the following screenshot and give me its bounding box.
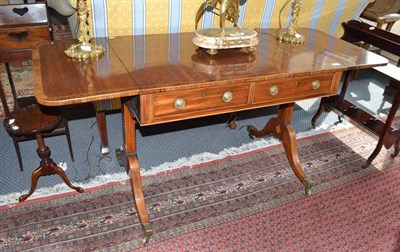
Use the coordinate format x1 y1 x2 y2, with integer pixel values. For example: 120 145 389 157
1 125 399 251
0 61 33 117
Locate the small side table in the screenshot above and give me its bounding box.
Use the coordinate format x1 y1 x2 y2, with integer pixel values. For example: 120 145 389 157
0 1 80 201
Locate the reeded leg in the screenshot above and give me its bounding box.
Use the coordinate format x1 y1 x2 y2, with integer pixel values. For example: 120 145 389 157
248 103 313 195
122 102 153 244
19 134 83 202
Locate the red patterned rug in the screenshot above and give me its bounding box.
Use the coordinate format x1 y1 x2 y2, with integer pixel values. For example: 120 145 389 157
0 126 399 251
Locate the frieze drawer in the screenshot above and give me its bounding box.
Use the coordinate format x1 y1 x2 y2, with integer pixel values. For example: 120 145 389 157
253 73 338 104
154 84 250 116
134 73 341 125
137 83 250 124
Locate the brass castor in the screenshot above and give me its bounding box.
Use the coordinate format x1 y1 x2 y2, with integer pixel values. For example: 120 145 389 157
141 222 153 245
303 177 313 196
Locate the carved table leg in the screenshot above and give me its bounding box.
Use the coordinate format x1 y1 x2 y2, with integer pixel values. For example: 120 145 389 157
120 102 153 244
19 134 84 202
247 103 313 195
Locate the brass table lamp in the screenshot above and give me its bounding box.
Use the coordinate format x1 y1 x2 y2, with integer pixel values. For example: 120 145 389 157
64 0 104 60
276 0 305 45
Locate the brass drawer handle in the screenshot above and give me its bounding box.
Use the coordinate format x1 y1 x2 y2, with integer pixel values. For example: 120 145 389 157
312 80 320 90
269 85 279 96
222 91 233 103
173 98 186 110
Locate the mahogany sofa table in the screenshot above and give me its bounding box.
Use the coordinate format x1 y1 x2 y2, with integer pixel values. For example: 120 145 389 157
33 28 387 243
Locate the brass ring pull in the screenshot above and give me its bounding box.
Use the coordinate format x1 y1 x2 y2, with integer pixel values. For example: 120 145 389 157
222 91 233 103
173 98 186 110
312 80 320 90
269 85 279 96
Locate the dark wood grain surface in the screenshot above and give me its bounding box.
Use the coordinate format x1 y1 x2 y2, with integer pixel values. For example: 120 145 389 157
34 28 388 106
33 38 139 106
110 28 388 92
0 3 50 52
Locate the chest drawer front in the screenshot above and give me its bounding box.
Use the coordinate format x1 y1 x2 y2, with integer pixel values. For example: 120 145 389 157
0 4 48 26
0 26 50 51
253 74 335 104
153 83 250 117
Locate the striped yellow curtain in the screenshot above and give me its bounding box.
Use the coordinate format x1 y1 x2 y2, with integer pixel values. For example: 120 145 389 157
85 0 371 38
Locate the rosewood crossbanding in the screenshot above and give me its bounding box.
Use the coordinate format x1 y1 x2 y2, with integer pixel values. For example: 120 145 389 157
33 28 388 243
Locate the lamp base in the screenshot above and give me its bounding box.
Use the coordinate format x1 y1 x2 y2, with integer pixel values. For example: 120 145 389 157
64 43 105 60
276 30 305 45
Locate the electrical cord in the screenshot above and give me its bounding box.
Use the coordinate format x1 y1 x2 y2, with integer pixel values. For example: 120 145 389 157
71 119 112 183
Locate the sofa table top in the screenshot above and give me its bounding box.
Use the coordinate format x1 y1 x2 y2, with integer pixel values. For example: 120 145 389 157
33 28 388 106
